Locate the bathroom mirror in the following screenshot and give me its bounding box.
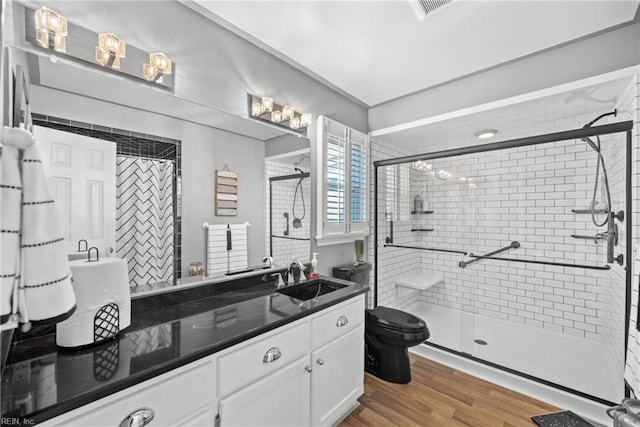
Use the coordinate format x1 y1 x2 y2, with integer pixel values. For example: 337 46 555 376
7 44 310 295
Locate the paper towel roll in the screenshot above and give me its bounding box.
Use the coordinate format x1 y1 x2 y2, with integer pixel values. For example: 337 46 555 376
56 258 131 348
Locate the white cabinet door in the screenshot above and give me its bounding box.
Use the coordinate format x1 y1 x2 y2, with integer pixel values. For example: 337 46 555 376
310 326 364 427
218 356 311 427
35 125 116 256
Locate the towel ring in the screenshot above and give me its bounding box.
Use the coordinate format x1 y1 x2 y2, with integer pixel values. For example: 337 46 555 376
87 247 100 262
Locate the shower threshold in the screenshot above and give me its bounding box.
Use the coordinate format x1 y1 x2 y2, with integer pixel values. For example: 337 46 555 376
406 302 623 405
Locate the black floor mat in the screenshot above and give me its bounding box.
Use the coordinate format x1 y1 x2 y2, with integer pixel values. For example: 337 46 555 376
531 411 594 427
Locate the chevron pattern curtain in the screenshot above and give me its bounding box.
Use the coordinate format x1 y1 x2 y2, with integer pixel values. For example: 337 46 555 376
116 157 174 288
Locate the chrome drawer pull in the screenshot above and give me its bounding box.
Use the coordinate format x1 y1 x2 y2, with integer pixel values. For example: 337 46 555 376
263 347 282 363
336 315 348 327
316 358 324 366
119 408 155 427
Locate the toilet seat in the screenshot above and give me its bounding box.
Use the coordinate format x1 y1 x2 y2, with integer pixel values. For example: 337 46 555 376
367 306 427 334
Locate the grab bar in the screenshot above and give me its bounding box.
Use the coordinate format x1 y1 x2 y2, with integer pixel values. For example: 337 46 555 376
383 244 468 256
465 254 611 271
459 241 520 268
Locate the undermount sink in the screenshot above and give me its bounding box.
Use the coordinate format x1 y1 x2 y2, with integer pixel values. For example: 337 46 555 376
276 280 348 301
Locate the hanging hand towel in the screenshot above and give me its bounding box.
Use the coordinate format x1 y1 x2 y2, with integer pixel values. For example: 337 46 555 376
0 126 76 328
205 223 249 274
625 245 640 395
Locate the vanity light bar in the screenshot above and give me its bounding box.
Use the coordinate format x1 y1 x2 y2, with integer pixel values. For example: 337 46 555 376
248 94 311 134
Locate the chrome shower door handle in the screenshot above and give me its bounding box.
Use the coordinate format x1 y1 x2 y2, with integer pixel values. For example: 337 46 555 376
263 347 282 363
336 315 348 327
119 408 155 427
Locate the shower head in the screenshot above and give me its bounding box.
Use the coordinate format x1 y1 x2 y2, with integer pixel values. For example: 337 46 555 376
581 109 617 153
294 167 305 174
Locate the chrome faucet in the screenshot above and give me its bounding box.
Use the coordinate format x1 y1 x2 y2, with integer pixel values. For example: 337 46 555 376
271 272 285 288
288 260 307 285
262 256 274 268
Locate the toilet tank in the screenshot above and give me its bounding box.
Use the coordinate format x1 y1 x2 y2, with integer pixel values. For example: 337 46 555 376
332 262 372 285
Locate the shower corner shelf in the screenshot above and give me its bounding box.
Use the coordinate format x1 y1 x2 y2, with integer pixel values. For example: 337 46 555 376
411 228 434 232
411 210 434 214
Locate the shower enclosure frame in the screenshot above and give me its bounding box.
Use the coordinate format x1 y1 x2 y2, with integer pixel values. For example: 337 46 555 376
372 120 634 402
268 172 311 256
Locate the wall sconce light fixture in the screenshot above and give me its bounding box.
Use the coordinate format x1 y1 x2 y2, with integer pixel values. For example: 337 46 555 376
96 33 126 69
143 53 172 83
248 94 311 135
35 7 67 52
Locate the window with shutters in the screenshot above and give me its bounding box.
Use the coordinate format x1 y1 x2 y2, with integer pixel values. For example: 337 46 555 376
317 116 369 245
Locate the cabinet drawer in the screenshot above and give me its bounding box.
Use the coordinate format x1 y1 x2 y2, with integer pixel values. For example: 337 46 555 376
311 296 364 347
217 320 309 397
43 358 215 427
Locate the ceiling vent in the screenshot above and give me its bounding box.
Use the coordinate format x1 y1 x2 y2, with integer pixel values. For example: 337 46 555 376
411 0 453 21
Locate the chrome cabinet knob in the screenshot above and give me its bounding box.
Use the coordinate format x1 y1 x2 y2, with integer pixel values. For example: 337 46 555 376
316 358 324 366
263 347 282 363
305 365 313 373
336 315 348 327
119 408 155 427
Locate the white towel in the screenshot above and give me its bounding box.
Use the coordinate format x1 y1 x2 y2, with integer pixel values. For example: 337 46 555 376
0 126 76 328
206 223 249 274
625 245 640 395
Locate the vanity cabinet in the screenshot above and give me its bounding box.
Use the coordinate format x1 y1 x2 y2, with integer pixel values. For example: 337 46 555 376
40 356 217 427
217 295 365 427
218 356 311 426
40 294 364 427
310 327 364 426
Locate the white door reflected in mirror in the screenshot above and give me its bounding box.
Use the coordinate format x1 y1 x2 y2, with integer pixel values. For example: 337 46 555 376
35 125 116 258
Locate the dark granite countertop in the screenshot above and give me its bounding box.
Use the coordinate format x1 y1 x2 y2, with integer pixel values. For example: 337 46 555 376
0 275 368 425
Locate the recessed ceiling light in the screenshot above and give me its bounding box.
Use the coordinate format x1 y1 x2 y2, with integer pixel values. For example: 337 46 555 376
474 129 498 139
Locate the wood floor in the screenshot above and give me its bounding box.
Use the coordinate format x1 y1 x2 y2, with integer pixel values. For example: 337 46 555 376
340 353 559 427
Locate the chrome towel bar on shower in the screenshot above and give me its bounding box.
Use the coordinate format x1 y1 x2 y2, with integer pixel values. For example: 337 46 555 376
459 241 520 268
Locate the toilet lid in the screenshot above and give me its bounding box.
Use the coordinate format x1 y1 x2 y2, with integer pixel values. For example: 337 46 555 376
367 306 427 333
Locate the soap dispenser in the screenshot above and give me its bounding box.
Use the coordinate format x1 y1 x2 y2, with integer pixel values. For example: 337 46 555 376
309 253 320 278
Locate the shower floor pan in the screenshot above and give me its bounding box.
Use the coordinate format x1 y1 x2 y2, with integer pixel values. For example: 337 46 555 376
406 302 623 404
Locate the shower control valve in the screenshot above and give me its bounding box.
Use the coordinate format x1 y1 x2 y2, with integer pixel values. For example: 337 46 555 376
612 210 624 222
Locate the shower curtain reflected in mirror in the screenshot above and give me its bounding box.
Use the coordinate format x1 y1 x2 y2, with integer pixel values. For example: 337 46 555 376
116 156 174 289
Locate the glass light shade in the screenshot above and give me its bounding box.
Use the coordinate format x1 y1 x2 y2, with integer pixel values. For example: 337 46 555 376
300 113 312 127
290 117 301 129
150 53 171 74
96 33 126 68
99 33 126 57
282 105 295 120
261 97 273 113
143 53 172 82
271 111 282 122
35 7 67 52
251 102 262 116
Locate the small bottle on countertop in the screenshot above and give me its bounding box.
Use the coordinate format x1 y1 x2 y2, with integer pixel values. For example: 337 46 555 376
309 252 320 278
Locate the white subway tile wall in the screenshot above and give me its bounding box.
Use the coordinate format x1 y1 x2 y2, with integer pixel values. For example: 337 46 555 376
370 76 638 362
264 156 311 267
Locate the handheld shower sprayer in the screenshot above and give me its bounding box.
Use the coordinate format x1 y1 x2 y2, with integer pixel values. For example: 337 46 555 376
580 109 623 265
